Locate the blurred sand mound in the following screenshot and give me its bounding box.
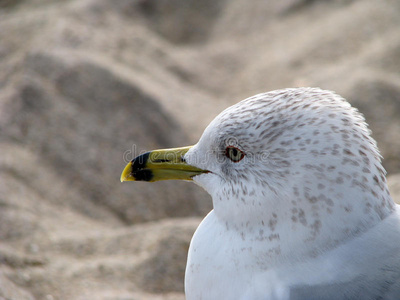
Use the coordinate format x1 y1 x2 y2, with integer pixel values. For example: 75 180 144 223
1 0 400 299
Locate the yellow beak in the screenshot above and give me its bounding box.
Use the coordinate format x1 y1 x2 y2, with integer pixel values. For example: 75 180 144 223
120 146 209 182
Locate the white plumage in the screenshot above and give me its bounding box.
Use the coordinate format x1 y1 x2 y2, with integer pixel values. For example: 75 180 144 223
183 88 400 299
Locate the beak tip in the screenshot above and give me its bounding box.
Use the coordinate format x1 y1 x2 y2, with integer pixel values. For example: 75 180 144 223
120 162 133 183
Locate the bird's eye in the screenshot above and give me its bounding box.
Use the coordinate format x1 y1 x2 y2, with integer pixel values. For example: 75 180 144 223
225 146 245 162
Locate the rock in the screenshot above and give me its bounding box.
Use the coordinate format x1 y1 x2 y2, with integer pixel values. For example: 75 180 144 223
2 49 211 223
2 216 198 299
346 78 400 174
106 0 225 44
0 271 34 300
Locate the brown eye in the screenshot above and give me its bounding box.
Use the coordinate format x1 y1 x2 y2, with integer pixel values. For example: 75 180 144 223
225 146 245 162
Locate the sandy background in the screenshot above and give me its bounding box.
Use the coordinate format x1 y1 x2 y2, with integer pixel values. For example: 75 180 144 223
1 0 400 299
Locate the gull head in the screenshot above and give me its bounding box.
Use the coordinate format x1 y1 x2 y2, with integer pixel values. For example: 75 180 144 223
122 87 395 255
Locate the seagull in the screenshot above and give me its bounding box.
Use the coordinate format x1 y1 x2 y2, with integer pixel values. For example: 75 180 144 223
121 87 400 299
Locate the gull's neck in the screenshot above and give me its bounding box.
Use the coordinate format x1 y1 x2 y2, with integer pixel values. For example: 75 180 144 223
211 181 395 265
